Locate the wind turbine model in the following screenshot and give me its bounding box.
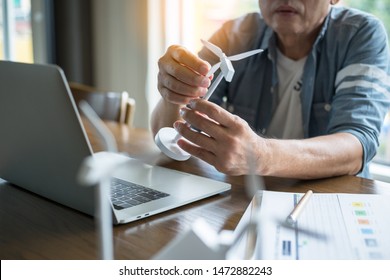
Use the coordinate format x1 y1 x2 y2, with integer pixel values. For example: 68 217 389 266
155 39 263 161
154 147 265 260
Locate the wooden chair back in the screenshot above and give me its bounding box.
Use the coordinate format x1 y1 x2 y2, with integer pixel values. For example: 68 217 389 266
69 82 135 127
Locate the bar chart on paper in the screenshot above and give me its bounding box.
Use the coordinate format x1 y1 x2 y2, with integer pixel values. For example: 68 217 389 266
250 191 390 259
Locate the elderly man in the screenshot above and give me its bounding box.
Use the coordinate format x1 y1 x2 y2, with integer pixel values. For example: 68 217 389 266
151 0 390 179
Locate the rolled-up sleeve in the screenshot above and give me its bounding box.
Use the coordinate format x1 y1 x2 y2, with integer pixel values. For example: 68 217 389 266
329 18 390 174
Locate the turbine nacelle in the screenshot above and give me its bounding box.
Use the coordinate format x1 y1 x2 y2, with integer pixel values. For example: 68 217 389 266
220 55 235 82
201 39 263 83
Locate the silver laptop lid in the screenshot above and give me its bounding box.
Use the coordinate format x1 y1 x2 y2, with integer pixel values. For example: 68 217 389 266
0 61 95 215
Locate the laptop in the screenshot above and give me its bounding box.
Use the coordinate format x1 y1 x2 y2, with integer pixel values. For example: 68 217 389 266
0 61 231 224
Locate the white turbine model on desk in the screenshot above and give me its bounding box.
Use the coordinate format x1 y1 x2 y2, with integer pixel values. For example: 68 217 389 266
155 39 263 161
154 147 265 260
77 101 129 260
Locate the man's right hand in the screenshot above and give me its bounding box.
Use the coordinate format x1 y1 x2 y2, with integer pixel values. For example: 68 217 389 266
157 45 212 105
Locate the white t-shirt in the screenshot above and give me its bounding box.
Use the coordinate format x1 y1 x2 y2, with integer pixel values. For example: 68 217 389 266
266 49 307 139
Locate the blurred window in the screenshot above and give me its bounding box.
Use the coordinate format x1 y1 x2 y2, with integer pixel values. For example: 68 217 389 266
165 0 258 53
0 0 4 59
0 0 33 62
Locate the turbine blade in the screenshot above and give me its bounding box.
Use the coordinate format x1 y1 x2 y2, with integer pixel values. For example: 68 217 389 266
201 39 223 57
206 62 221 78
203 72 224 100
228 49 263 61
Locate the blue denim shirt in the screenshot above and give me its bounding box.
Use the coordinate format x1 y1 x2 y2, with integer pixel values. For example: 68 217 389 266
199 7 390 178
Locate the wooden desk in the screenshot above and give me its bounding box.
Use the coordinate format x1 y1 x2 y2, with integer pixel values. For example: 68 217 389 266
1 122 390 259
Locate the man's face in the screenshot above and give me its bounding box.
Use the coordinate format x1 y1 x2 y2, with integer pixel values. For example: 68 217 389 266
259 0 331 39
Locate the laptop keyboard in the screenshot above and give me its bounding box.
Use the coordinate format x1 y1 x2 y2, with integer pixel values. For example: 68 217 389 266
110 177 170 210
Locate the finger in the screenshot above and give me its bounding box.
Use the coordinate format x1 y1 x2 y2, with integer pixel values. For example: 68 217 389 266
158 72 208 104
179 107 225 139
169 45 211 76
188 99 236 127
160 46 211 88
174 121 218 153
176 138 217 167
158 86 192 105
174 122 218 166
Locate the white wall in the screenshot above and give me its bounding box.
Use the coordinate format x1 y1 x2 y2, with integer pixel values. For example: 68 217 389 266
31 0 48 63
146 0 166 116
92 0 152 128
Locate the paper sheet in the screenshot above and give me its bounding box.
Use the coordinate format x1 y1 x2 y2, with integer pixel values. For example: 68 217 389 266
234 191 390 260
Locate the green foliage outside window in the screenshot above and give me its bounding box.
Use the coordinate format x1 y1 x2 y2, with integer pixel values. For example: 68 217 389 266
343 0 390 42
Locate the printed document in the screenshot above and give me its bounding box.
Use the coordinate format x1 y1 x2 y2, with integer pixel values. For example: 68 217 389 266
234 191 390 260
